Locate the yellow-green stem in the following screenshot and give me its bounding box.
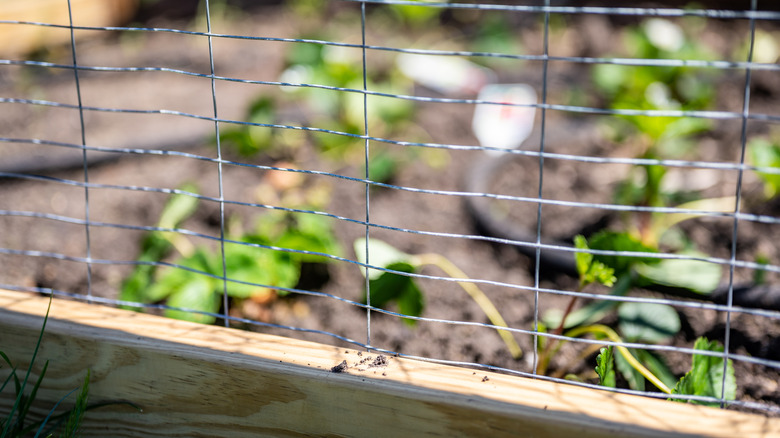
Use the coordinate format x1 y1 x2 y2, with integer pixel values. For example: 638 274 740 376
413 253 523 359
564 324 672 394
163 232 195 258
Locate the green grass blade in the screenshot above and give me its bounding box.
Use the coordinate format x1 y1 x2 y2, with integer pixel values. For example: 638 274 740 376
0 350 13 368
2 294 53 437
31 385 80 438
62 370 90 438
20 360 49 430
1 364 17 394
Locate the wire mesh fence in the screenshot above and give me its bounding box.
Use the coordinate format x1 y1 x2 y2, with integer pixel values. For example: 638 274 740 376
1 0 779 416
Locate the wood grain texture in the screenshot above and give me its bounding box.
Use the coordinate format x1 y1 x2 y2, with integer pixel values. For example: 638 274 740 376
1 290 778 437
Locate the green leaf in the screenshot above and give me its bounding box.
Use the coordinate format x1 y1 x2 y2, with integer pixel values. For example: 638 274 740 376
573 235 617 287
244 97 277 155
139 230 174 260
119 265 155 304
634 349 678 390
165 275 220 324
592 63 630 97
366 262 424 325
157 184 199 229
660 116 712 141
354 238 414 280
671 337 736 406
635 253 721 295
222 243 274 298
293 212 334 239
275 232 330 263
574 235 592 280
588 231 659 275
345 78 413 130
120 231 175 305
286 39 324 67
140 268 182 303
366 152 399 185
651 197 736 239
219 129 257 156
222 242 300 299
274 213 341 263
595 346 616 388
615 348 645 391
748 138 780 199
397 280 425 324
618 302 680 343
367 262 416 307
754 254 770 285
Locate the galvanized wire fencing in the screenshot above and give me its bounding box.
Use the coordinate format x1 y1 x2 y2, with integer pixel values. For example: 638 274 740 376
1 0 779 415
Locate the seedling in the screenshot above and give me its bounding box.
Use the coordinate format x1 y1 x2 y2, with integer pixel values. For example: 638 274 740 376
278 35 450 183
670 337 736 406
218 96 305 159
595 336 736 406
355 238 522 359
547 235 736 400
586 18 732 300
530 19 739 393
593 17 717 151
748 136 780 200
538 235 682 394
121 182 340 324
593 18 719 253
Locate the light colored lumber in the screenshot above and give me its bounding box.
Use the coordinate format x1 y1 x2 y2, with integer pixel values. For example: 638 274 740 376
0 289 778 437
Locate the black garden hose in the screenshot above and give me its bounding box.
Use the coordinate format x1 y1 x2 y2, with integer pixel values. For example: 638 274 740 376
464 153 780 312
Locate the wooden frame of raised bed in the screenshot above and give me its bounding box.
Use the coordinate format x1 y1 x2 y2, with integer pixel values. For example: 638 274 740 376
1 289 778 437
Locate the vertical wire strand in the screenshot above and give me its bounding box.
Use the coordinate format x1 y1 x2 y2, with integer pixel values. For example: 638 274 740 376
722 0 757 407
66 0 92 299
361 1 372 349
532 0 552 376
204 1 230 327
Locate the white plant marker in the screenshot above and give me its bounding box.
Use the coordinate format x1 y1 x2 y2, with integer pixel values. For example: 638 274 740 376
472 83 537 155
397 52 495 96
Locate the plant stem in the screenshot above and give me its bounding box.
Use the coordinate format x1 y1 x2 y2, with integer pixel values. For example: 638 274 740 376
162 232 195 258
413 253 523 359
554 297 578 336
536 295 579 375
565 324 672 394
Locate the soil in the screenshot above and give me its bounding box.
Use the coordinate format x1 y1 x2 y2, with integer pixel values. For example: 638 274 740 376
1 2 778 415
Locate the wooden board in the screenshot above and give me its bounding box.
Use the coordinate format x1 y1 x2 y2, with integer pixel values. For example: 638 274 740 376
0 289 778 437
